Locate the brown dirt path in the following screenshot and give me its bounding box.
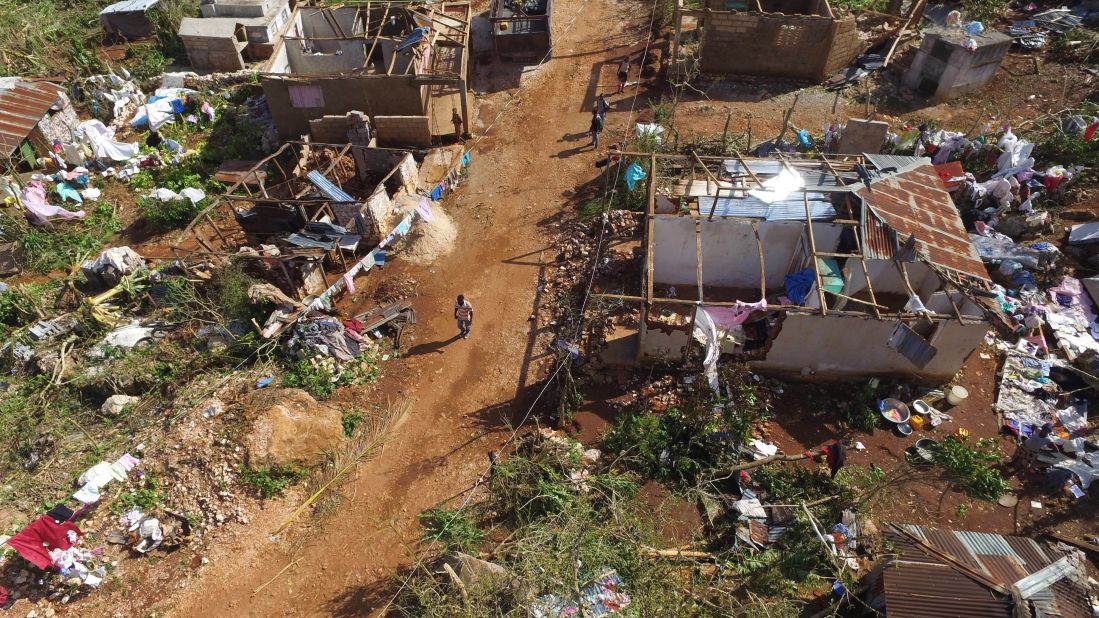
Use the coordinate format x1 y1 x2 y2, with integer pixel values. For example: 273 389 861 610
154 2 649 616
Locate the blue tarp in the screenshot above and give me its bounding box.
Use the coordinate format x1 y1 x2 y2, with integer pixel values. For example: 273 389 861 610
396 27 431 52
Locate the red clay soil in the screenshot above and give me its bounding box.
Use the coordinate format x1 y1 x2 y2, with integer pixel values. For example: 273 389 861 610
77 0 663 616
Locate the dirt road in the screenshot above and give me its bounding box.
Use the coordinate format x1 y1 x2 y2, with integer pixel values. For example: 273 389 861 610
160 1 649 615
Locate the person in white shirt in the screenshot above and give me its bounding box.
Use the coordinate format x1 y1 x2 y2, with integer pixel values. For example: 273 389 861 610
454 294 474 339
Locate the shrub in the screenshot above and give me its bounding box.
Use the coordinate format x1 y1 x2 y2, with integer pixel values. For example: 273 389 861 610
138 196 204 230
239 464 305 498
282 359 337 399
933 435 1010 500
419 507 484 552
341 408 364 437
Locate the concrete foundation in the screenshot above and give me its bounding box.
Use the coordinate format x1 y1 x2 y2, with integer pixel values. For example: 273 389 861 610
903 26 1011 103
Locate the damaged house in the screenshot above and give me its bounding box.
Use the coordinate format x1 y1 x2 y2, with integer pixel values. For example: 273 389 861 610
671 0 866 82
260 1 472 146
865 524 1093 618
0 77 78 170
601 152 994 381
172 140 435 300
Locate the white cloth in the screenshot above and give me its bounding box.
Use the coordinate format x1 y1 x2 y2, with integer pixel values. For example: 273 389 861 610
692 308 721 391
73 483 102 504
153 187 205 204
76 120 139 162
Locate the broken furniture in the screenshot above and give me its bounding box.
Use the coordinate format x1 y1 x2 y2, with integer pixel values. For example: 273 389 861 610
354 299 417 348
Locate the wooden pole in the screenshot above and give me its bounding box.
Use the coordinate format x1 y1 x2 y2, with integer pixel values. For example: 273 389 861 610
695 220 704 302
803 193 827 315
721 111 732 154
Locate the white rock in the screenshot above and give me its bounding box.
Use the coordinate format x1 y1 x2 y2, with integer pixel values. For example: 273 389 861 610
101 394 140 416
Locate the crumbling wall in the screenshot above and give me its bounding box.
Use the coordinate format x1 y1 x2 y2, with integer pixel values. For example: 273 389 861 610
754 313 988 378
698 11 862 81
374 116 432 148
261 75 425 140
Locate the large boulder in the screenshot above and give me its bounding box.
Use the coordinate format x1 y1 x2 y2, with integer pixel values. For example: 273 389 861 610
242 388 346 467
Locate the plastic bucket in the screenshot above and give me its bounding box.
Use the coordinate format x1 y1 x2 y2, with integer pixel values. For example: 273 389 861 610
946 385 969 406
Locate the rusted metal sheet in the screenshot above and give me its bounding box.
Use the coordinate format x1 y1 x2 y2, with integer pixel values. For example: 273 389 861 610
880 525 1091 618
882 561 1013 618
857 165 989 282
0 79 65 156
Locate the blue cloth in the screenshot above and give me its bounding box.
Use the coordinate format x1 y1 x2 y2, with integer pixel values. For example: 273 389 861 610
169 98 185 114
461 151 471 167
430 183 444 200
797 129 812 148
373 250 386 266
784 268 816 305
624 162 647 190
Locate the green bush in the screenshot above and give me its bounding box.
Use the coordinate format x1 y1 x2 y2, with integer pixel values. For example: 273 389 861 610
239 464 305 498
962 0 1009 23
112 476 164 513
138 195 204 230
341 408 364 437
282 359 337 399
933 435 1010 500
419 507 484 552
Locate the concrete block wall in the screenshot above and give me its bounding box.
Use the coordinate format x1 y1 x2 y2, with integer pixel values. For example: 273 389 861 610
822 17 864 77
699 11 840 81
183 36 246 71
308 116 355 144
374 116 432 148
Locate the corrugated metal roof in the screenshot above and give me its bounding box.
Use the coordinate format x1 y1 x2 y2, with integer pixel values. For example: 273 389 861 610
723 159 855 192
881 525 1092 618
858 165 990 282
882 561 1013 618
100 0 162 14
697 194 835 220
863 153 932 174
0 79 65 156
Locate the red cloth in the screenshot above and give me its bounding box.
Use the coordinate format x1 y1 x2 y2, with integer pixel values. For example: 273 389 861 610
1043 174 1064 192
1085 122 1098 142
5 515 82 570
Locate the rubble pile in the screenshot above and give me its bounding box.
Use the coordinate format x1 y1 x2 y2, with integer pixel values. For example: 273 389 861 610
541 210 643 352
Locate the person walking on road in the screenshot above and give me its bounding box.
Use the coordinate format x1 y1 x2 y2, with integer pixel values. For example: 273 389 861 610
594 94 610 122
455 294 474 339
616 56 631 94
589 109 604 149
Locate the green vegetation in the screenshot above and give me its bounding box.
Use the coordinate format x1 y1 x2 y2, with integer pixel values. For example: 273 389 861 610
604 365 771 483
112 476 165 513
239 464 306 499
962 0 1009 23
282 359 338 399
932 435 1010 500
341 407 365 437
10 203 122 274
418 507 484 552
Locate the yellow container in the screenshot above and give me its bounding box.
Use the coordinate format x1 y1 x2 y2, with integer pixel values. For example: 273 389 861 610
910 415 926 430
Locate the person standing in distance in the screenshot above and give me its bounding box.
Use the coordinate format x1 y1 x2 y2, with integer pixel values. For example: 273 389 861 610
455 294 474 339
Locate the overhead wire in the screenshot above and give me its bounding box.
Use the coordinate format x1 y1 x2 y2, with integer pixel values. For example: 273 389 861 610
377 0 665 611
